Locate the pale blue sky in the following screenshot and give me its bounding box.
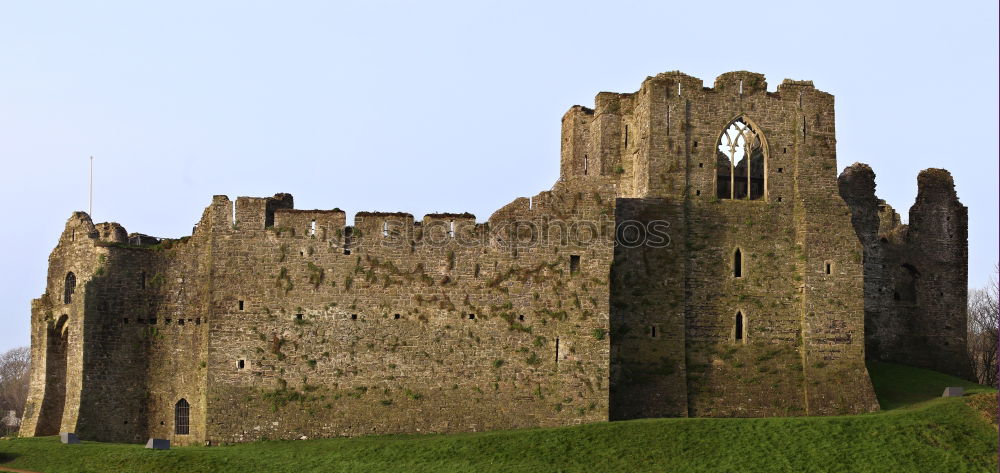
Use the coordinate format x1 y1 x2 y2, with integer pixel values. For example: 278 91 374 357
0 1 996 353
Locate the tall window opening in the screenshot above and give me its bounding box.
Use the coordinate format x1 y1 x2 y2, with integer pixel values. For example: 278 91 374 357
894 263 919 302
569 255 580 275
309 220 316 236
735 311 744 342
717 118 766 200
583 154 589 175
63 272 76 304
733 249 743 278
175 399 190 435
343 226 353 255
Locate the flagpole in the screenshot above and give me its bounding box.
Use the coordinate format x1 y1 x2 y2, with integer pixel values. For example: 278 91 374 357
89 156 93 217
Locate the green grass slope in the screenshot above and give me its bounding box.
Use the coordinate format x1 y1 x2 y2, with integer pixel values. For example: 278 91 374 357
1 362 996 473
867 360 995 410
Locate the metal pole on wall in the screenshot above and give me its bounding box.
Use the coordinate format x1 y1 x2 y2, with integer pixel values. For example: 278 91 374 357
89 156 93 217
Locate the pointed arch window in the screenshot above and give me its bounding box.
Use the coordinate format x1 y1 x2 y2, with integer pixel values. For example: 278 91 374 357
64 272 76 304
717 118 766 200
175 399 190 435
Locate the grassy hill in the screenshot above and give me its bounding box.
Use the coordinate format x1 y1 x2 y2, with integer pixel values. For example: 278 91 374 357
1 361 996 473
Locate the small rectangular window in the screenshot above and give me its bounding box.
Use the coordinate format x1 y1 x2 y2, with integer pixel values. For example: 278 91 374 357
238 300 244 311
237 359 245 370
650 325 657 338
825 262 832 275
570 255 580 275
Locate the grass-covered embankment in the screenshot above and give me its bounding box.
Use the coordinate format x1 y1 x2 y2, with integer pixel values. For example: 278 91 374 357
0 361 995 473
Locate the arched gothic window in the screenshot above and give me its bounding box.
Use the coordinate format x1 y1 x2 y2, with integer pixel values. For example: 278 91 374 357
175 399 190 435
717 118 766 200
64 272 76 304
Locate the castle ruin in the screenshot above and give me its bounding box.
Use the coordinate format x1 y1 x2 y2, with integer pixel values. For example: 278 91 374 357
20 71 970 445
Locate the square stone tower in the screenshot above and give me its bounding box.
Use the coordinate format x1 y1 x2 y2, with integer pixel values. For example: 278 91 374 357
560 71 878 417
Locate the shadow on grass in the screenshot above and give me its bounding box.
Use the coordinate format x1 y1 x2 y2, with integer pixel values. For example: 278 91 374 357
867 360 996 411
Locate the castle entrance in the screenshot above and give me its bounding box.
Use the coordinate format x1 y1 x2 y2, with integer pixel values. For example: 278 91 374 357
34 315 69 436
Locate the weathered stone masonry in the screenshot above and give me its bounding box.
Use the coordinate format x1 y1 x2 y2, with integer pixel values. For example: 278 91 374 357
20 70 967 445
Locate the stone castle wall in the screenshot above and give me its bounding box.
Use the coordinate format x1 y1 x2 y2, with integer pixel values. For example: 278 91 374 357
23 174 618 445
21 70 968 444
198 176 616 444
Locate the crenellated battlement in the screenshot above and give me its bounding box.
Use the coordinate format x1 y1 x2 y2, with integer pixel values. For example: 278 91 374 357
558 70 837 199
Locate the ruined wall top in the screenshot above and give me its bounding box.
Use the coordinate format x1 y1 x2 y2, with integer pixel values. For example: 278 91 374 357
839 163 877 202
916 168 959 202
